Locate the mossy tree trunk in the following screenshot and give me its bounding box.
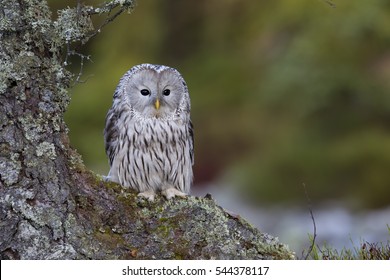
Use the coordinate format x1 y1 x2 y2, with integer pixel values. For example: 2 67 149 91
0 0 294 260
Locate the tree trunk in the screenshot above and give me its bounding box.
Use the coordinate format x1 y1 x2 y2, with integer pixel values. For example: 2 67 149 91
0 0 294 260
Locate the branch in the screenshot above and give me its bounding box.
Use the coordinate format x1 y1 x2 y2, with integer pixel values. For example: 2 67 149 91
68 49 94 85
85 0 135 15
303 183 317 259
54 0 136 83
82 0 136 44
67 172 296 260
82 6 129 45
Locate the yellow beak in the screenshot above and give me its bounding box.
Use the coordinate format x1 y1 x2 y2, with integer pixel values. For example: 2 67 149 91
154 99 160 110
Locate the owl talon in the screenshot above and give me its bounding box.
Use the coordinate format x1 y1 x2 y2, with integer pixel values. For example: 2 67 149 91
138 190 156 202
161 188 187 200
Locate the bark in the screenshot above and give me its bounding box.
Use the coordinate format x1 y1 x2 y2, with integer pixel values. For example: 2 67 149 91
0 0 295 260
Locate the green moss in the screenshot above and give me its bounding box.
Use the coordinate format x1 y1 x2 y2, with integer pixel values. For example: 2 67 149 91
153 196 295 259
95 231 126 250
61 171 295 259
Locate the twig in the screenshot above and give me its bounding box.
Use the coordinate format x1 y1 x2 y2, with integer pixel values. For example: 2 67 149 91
71 51 93 85
303 183 317 259
60 1 136 82
82 5 126 45
81 0 136 44
64 42 71 66
64 48 93 85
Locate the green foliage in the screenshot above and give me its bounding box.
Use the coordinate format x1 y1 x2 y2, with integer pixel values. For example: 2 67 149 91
305 228 390 260
51 0 390 209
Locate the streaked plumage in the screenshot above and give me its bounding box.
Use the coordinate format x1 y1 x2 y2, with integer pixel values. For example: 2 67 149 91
104 64 193 200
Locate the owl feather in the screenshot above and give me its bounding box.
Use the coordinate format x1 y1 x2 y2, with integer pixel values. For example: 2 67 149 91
104 64 194 200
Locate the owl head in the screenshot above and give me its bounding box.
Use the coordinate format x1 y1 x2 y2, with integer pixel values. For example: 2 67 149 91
114 64 190 120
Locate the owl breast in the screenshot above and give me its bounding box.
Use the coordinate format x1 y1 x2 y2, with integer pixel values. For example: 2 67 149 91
114 117 193 194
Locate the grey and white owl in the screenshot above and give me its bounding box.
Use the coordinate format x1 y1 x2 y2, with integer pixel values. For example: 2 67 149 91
104 64 194 201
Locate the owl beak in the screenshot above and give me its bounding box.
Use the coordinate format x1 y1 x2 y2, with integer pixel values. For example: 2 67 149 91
154 99 160 110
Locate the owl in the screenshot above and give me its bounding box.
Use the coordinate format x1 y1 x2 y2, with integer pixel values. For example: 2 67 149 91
104 64 194 201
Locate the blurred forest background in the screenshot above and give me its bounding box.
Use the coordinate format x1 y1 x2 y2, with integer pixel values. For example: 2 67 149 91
47 0 390 212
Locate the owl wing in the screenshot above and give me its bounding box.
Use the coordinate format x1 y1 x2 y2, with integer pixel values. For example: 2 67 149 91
104 107 119 166
188 120 194 165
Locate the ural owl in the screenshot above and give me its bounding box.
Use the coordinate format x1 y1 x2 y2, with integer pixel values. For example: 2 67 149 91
104 64 194 201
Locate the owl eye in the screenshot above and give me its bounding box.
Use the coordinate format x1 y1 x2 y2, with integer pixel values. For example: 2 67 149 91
162 89 170 96
140 89 150 96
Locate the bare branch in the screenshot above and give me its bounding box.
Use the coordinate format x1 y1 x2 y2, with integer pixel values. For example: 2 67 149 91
84 0 135 15
82 5 130 45
71 51 93 85
57 0 136 83
303 183 317 260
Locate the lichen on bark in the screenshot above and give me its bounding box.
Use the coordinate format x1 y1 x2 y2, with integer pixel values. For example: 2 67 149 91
0 0 295 260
